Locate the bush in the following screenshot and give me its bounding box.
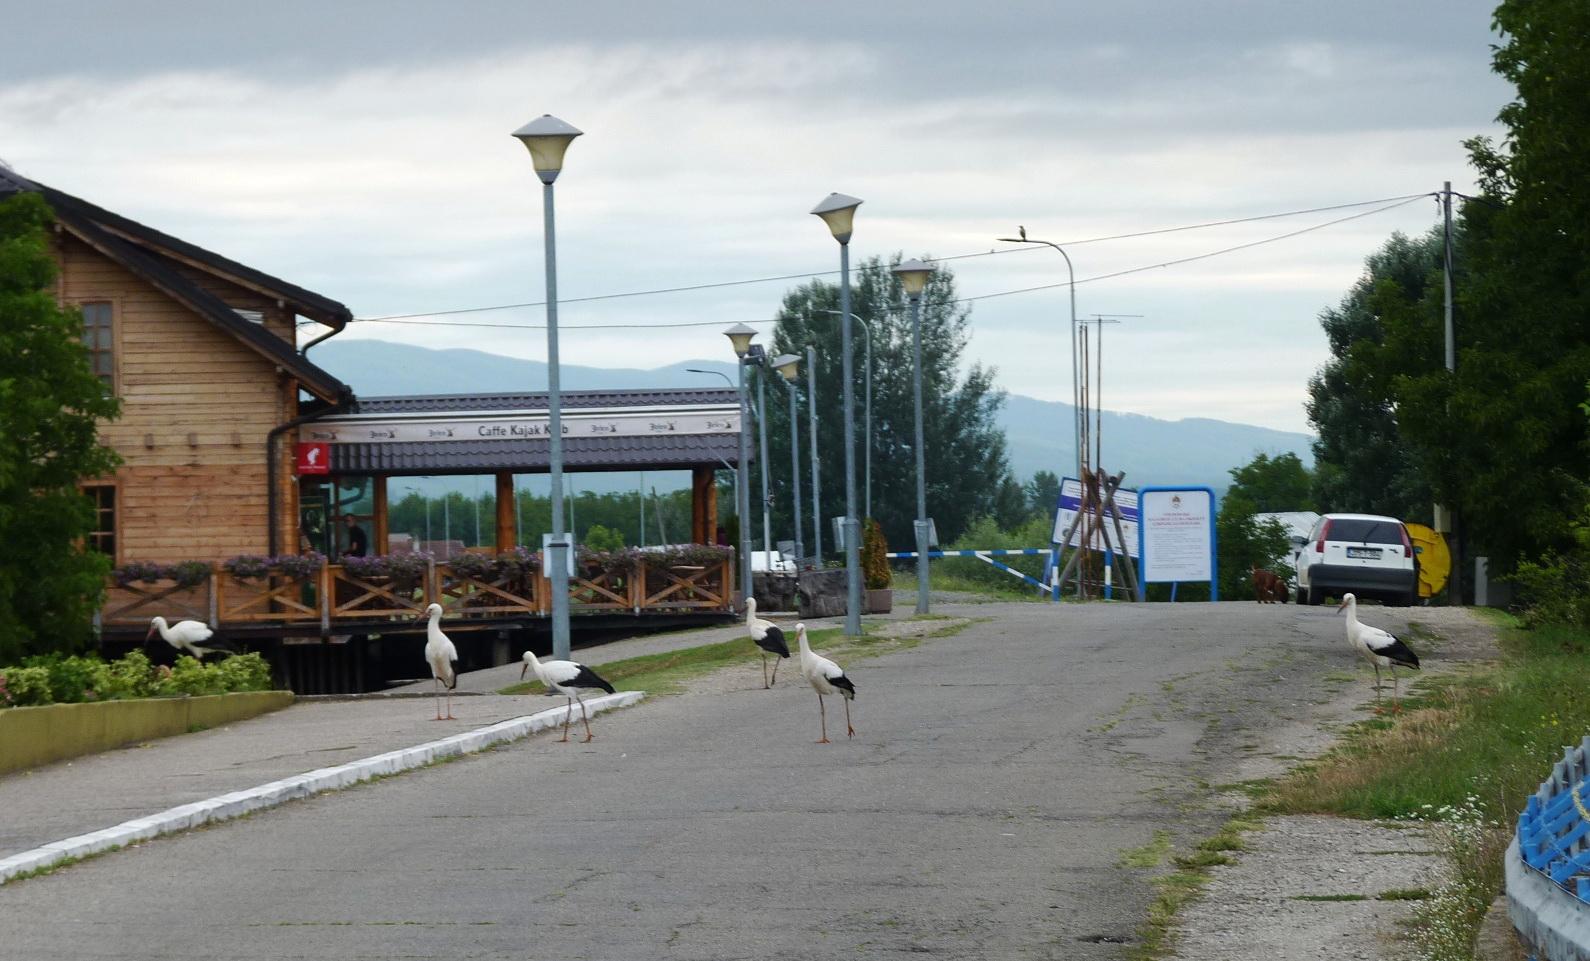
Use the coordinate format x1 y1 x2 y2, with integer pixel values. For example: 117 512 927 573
95 650 156 700
214 653 273 693
1511 551 1590 628
938 515 1054 594
154 656 226 697
583 524 626 553
1 666 55 706
862 518 891 590
23 653 103 703
223 555 271 580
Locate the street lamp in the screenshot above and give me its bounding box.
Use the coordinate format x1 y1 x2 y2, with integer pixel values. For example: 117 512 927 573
721 325 758 607
894 258 936 613
811 191 863 637
514 112 582 660
814 309 872 519
772 353 805 568
806 345 822 567
998 228 1080 598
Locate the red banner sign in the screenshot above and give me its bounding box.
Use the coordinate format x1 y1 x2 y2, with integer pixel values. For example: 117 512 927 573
296 442 330 475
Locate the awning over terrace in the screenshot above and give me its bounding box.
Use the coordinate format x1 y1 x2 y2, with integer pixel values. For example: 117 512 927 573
303 387 742 474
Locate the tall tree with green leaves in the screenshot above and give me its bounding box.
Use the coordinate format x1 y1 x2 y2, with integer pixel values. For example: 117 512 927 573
1305 229 1442 522
1391 0 1590 573
0 192 122 662
762 255 1012 554
1226 452 1315 513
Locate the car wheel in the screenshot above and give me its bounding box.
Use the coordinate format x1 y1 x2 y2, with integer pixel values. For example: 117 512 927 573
1307 584 1323 606
1294 585 1306 605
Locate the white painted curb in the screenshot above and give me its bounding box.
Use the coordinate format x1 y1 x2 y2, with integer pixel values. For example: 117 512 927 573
0 690 644 884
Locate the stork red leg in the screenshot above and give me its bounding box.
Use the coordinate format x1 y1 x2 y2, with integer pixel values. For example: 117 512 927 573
769 657 779 687
434 678 444 721
560 697 573 742
816 693 830 744
578 696 594 742
843 697 855 739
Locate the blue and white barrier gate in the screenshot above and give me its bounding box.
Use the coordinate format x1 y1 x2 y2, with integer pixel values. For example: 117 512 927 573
887 548 1053 594
1507 734 1590 959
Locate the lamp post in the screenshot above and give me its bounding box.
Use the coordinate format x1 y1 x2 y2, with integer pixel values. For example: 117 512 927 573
894 259 936 614
811 192 863 637
806 345 822 566
514 113 581 660
722 325 758 608
754 357 774 573
998 229 1080 598
815 309 872 519
772 353 805 568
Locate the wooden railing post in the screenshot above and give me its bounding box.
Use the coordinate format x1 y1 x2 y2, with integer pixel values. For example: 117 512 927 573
320 560 332 635
208 563 220 630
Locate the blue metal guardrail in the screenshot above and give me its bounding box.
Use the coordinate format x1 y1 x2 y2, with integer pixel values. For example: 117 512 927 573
1508 735 1590 959
886 548 1052 593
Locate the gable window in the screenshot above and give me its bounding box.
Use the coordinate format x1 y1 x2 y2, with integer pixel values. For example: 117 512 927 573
84 484 116 557
80 302 114 389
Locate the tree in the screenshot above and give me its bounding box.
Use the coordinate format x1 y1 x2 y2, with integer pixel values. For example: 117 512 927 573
1215 493 1294 601
1025 470 1062 520
1305 229 1442 522
1226 453 1315 513
763 255 1014 553
0 192 122 662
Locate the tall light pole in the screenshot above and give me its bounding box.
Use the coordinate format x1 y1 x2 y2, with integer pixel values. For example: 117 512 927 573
806 345 822 566
772 353 805 568
998 229 1080 597
754 359 774 570
894 258 936 613
816 309 872 518
812 192 863 636
722 325 758 608
514 113 581 660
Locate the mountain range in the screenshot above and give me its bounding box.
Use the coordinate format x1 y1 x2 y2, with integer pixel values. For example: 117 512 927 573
310 339 1314 495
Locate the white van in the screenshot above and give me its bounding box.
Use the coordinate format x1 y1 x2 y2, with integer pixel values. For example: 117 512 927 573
1296 512 1418 607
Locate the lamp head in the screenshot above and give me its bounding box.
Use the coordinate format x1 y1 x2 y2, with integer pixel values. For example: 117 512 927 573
723 323 758 358
810 192 863 244
893 258 935 296
772 353 801 382
512 114 583 184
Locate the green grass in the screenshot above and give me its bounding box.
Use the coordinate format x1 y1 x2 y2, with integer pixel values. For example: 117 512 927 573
1118 829 1173 868
1377 887 1432 901
1125 817 1265 960
498 620 973 697
1291 893 1369 902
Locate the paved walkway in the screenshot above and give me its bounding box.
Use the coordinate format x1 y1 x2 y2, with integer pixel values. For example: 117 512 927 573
0 601 931 863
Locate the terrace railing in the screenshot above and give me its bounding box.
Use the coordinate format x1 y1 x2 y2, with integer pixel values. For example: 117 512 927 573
100 553 734 632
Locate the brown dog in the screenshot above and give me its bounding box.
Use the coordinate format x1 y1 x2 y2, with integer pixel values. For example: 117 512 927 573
1251 566 1288 604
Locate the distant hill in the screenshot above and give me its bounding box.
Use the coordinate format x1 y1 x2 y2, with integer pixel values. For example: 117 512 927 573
311 339 1313 495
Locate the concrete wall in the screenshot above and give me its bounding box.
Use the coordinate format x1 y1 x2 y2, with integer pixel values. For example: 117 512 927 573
0 691 293 776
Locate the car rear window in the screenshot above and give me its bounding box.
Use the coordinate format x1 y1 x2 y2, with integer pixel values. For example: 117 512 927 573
1329 519 1403 544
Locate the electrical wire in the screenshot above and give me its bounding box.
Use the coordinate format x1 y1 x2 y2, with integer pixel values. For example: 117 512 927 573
349 193 1434 323
340 193 1433 332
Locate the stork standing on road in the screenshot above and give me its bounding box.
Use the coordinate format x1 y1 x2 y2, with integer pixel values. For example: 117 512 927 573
743 597 790 688
422 603 459 720
146 616 228 660
520 650 617 743
795 623 856 743
1339 592 1421 712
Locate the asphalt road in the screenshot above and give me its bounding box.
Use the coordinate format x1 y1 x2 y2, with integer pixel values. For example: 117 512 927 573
0 600 1440 960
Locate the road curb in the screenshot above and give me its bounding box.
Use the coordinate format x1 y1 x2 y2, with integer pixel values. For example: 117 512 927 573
0 690 645 884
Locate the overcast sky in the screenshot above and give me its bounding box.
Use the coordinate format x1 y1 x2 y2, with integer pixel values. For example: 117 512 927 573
0 1 1510 433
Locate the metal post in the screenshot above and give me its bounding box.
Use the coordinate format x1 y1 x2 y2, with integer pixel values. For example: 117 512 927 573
736 358 753 606
784 377 805 568
443 495 450 558
910 290 931 614
839 243 862 636
542 180 571 660
863 317 872 520
756 367 773 572
807 345 822 565
639 470 645 548
1442 180 1462 605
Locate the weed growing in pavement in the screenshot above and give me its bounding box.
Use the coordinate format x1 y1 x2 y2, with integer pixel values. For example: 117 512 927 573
1123 817 1265 960
1291 893 1369 901
1400 797 1508 961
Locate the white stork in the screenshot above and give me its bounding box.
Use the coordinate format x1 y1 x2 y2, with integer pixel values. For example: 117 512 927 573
1339 592 1421 712
146 616 227 660
795 623 856 743
520 650 617 743
743 597 790 688
422 603 459 720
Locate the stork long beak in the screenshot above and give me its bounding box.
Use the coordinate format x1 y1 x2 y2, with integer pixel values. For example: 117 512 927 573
145 625 157 640
1335 599 1348 613
520 663 529 680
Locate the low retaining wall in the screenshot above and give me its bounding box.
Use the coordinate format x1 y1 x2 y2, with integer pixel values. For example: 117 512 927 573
0 691 294 777
1509 734 1590 960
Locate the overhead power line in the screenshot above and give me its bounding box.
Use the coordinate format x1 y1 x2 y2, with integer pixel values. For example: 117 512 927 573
349 193 1434 324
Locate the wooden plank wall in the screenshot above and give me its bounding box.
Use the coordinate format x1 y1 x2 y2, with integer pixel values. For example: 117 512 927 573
54 231 301 564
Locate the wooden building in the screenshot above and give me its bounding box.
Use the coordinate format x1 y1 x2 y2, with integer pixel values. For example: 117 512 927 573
2 165 742 689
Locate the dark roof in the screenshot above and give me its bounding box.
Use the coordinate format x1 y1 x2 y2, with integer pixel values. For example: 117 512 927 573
0 163 352 403
354 387 740 414
331 433 739 474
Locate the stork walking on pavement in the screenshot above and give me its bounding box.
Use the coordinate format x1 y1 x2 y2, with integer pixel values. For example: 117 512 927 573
520 650 617 743
743 597 790 688
1339 592 1421 712
796 622 856 743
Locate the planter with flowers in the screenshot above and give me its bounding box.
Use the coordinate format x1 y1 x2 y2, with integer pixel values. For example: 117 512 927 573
862 518 893 614
105 560 213 625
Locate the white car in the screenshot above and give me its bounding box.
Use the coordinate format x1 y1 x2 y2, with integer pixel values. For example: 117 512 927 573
1296 512 1418 607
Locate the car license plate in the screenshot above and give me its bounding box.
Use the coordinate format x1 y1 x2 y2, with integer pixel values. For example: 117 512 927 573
1347 547 1381 559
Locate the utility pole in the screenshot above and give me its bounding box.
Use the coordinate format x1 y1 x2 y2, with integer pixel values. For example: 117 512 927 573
1441 180 1463 605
